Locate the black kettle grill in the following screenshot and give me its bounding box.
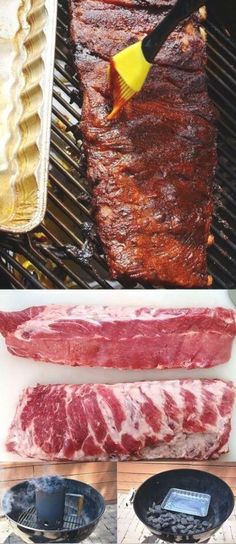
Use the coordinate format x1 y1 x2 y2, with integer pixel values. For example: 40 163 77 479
2 477 105 543
133 469 234 543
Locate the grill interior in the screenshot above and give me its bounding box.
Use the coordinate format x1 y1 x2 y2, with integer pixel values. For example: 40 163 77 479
18 503 84 531
0 0 235 289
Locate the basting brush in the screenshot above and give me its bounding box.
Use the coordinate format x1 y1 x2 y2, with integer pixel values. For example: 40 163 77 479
107 0 204 120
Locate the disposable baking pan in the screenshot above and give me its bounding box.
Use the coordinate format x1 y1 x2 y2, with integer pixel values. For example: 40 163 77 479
0 0 57 233
161 488 211 517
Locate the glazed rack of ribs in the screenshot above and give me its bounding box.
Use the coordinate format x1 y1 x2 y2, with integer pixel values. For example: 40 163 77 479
0 0 235 288
70 0 217 288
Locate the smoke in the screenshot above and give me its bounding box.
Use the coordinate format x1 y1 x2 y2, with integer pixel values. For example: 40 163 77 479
2 484 35 515
34 476 64 493
2 476 64 515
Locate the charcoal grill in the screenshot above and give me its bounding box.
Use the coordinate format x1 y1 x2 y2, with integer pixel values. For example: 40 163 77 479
0 0 235 289
133 469 235 543
2 477 105 543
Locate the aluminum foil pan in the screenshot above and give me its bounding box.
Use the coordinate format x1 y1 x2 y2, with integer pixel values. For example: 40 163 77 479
161 488 211 517
0 0 57 232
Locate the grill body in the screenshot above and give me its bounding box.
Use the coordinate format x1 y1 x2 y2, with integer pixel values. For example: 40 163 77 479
0 1 235 289
133 469 235 543
2 478 105 543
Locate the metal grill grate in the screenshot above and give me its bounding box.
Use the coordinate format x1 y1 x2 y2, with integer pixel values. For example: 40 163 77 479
0 1 235 289
18 505 84 531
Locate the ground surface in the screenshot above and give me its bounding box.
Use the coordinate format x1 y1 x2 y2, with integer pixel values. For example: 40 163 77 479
118 493 236 544
0 503 116 544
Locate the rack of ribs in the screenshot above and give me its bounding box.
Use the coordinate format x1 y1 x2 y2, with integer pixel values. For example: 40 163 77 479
69 0 217 287
0 305 235 369
6 380 235 461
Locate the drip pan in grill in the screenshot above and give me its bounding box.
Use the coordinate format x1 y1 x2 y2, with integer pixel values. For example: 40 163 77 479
133 469 235 544
0 0 58 233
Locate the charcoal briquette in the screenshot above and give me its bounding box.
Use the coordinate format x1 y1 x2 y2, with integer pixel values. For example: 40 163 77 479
149 507 157 514
168 519 176 526
161 522 170 529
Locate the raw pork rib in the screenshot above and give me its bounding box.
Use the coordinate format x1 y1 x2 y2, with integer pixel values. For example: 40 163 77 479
0 305 235 369
7 380 235 461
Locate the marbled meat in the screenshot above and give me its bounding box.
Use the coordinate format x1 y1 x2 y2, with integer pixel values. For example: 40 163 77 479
0 305 235 369
6 380 235 460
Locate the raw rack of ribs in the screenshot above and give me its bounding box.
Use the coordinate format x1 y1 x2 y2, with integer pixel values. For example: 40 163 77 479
6 380 235 461
0 305 235 369
69 0 217 287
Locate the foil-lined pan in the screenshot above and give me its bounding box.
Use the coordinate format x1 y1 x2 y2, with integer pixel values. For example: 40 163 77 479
0 0 57 232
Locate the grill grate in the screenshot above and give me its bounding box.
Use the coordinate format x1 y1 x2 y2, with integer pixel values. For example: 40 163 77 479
0 1 235 289
18 504 84 531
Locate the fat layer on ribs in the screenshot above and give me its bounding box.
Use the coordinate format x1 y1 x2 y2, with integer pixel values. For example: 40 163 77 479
69 0 217 287
0 305 235 369
6 380 235 461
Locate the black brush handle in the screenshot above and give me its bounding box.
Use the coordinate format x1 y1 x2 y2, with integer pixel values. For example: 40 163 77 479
142 0 204 63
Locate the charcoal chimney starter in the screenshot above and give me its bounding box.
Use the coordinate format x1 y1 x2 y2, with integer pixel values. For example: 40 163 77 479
35 477 65 529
